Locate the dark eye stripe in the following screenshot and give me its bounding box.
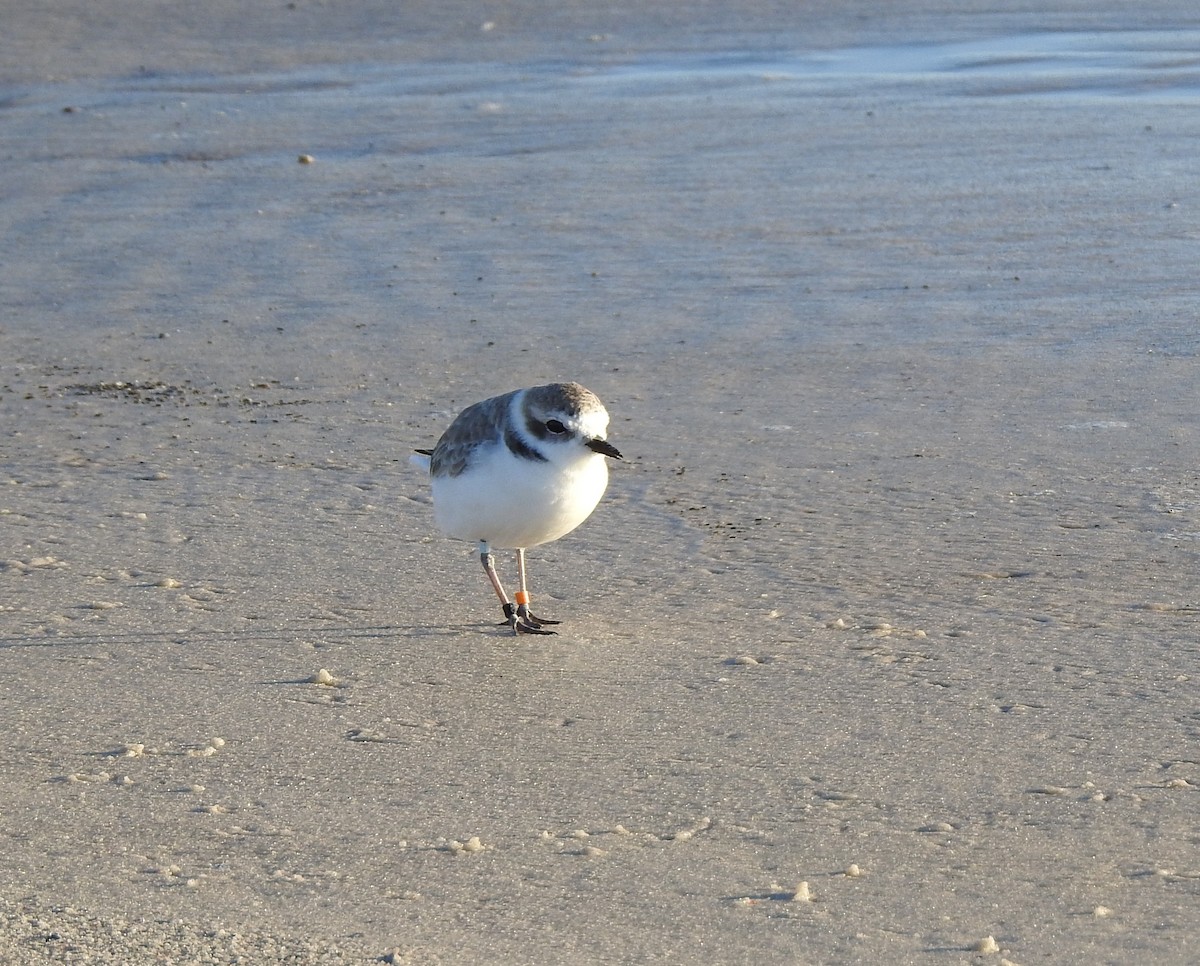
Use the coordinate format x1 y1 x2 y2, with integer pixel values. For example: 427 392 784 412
525 412 560 441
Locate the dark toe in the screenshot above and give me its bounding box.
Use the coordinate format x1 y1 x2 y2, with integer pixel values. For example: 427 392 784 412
516 620 557 636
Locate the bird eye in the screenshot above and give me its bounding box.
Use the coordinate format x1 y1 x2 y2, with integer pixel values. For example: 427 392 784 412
545 419 567 435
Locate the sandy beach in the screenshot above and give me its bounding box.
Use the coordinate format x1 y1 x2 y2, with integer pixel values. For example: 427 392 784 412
3 2 1199 962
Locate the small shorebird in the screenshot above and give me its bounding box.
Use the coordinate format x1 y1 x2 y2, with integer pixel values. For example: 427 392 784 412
412 382 622 634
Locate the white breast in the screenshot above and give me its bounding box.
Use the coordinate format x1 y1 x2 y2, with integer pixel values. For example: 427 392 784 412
431 445 610 549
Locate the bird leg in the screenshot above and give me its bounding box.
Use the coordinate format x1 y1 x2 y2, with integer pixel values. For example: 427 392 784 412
479 542 555 635
514 547 560 631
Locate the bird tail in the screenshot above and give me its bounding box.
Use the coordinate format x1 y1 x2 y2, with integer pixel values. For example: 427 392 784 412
409 450 432 472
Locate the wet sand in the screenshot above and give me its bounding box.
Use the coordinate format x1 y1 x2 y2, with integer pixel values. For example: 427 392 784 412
3 2 1199 963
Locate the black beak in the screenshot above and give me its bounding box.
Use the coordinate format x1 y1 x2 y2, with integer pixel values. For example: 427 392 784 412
587 437 623 460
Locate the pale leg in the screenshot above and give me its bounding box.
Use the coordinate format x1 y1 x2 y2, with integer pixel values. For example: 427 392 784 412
479 540 511 608
479 541 555 635
513 547 560 631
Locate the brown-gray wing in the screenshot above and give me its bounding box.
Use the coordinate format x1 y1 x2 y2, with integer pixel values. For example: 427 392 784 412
429 390 517 478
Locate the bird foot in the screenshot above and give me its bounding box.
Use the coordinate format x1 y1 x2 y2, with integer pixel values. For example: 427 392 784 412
519 603 560 627
501 602 559 635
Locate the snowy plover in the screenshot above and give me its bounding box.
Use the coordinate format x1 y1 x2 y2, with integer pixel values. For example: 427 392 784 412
412 383 622 635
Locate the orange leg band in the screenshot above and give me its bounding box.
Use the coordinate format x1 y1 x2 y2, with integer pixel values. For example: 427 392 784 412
514 590 530 606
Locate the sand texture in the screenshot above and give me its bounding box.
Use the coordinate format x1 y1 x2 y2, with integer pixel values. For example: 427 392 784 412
2 2 1199 963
